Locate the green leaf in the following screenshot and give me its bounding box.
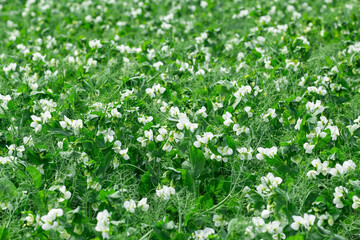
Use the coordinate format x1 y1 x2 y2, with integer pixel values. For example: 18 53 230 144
286 234 305 240
98 189 115 202
147 141 156 151
226 135 236 149
26 165 42 188
139 171 157 195
349 180 360 190
0 178 17 200
197 193 213 210
0 228 9 240
179 169 194 191
107 190 123 199
189 146 205 177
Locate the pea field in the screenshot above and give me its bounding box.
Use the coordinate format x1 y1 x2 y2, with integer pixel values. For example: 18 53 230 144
1 0 360 239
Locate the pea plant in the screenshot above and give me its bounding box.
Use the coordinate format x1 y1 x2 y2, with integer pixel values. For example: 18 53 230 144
0 0 360 239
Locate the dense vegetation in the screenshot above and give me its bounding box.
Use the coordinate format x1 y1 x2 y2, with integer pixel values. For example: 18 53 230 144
1 0 360 239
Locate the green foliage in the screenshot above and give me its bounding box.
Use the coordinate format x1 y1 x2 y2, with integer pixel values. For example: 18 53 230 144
0 0 360 239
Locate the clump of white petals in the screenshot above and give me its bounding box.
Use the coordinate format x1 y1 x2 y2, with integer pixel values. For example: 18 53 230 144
256 173 282 196
95 210 111 239
59 116 83 135
290 213 316 231
156 185 175 200
222 112 233 126
306 100 325 115
39 208 63 231
193 132 214 148
333 186 348 208
236 147 254 160
234 85 252 100
213 214 228 227
261 108 277 122
192 227 215 240
112 140 130 160
123 199 137 213
146 84 165 98
256 147 277 160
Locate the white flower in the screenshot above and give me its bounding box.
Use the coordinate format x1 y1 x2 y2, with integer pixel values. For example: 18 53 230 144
58 186 71 202
330 160 356 177
217 146 233 156
256 173 283 196
333 186 348 208
175 113 198 132
110 108 122 118
32 52 46 62
144 129 154 141
112 140 130 160
352 196 360 209
162 142 172 152
23 136 34 147
192 228 215 240
24 214 35 226
3 63 16 75
291 214 316 231
222 112 233 126
119 148 130 160
138 115 153 125
347 124 360 135
306 170 319 179
262 108 277 122
305 100 325 115
342 160 356 172
303 143 315 154
264 58 273 69
261 209 272 219
244 106 253 117
30 115 42 133
193 132 214 147
0 94 11 112
244 226 255 239
200 1 208 8
260 15 271 24
294 118 302 130
95 210 111 239
156 185 175 200
236 147 253 160
325 125 339 141
40 111 52 123
266 221 284 237
156 127 168 142
123 199 136 213
104 129 115 143
311 159 330 176
233 124 249 135
89 39 102 49
193 140 201 148
329 163 344 176
40 209 63 231
146 84 165 98
256 147 277 160
112 140 122 153
196 106 208 118
252 217 265 227
354 116 360 124
311 158 321 168
59 116 83 135
147 49 156 60
213 214 228 227
234 85 252 100
153 61 164 71
137 198 149 212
